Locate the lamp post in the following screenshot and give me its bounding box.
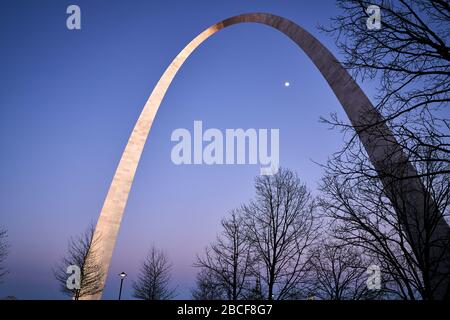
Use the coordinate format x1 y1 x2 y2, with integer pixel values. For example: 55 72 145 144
118 272 127 300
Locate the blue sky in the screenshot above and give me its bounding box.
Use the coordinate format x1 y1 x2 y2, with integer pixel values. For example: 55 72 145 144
0 0 379 299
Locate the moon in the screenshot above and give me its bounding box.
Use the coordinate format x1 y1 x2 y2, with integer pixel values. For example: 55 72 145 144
284 81 290 87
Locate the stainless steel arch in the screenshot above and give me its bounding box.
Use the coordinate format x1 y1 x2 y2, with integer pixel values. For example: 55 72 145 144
84 13 449 299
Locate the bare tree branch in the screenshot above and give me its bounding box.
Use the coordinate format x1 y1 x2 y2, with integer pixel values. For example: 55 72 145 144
242 168 320 300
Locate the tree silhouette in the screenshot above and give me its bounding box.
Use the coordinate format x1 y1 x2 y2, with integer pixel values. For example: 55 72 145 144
133 246 176 300
319 145 450 299
322 0 449 170
308 241 377 300
54 224 104 299
195 210 254 300
321 0 450 299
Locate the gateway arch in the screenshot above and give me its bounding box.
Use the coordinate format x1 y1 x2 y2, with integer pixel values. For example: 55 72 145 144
84 13 450 299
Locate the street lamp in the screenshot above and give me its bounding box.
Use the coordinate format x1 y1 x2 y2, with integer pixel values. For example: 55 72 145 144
118 272 127 300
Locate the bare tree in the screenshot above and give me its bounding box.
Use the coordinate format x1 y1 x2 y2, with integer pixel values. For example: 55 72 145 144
319 0 450 299
54 224 104 299
319 144 450 299
322 0 449 169
308 241 376 300
191 269 225 300
195 210 254 300
242 168 319 300
0 227 8 283
133 246 176 300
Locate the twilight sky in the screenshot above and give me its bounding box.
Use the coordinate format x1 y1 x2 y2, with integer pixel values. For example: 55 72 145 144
0 0 379 299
